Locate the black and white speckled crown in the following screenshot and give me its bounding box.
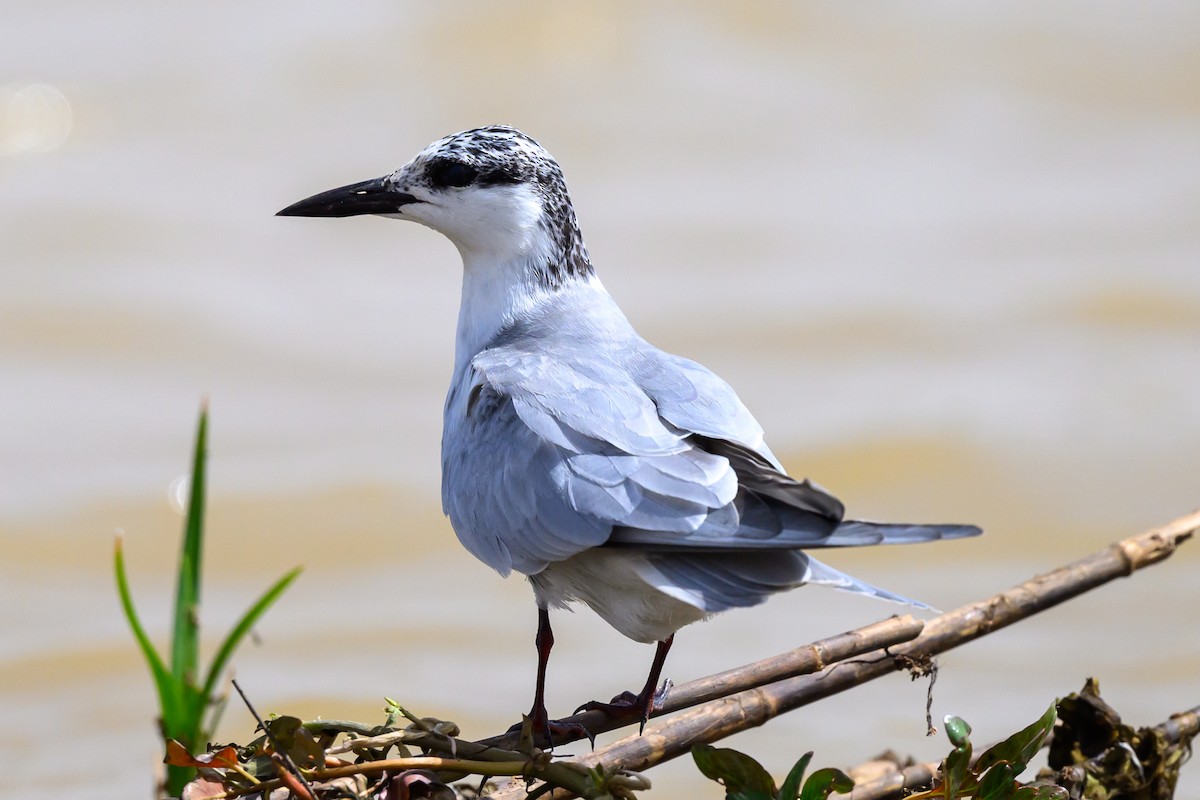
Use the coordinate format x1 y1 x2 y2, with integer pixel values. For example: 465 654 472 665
411 125 594 288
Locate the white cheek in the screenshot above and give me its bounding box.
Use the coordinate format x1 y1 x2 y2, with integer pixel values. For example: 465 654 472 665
453 186 547 255
379 182 550 263
386 203 442 231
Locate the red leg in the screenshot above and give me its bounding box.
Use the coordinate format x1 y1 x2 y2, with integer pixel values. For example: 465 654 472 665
510 608 592 747
527 607 554 729
576 634 675 732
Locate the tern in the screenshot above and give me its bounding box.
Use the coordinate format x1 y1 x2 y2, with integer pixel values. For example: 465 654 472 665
278 125 981 739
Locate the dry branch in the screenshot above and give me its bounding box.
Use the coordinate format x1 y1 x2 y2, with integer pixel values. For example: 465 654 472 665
486 510 1198 799
661 615 926 715
1156 704 1200 746
479 614 926 753
846 757 940 800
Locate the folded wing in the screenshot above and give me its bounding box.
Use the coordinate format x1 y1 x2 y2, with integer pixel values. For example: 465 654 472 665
444 339 978 603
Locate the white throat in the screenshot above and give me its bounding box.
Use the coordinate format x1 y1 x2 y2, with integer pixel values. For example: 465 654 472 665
453 246 560 372
414 184 550 371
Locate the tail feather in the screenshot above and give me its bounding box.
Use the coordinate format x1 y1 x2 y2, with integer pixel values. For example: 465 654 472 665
805 556 936 611
813 520 982 548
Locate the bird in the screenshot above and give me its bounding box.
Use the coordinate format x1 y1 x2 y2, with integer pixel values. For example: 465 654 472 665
277 125 981 740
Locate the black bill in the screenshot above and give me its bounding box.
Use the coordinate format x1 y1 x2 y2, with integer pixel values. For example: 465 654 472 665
276 177 420 218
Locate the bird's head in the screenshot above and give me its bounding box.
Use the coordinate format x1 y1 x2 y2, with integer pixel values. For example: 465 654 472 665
278 126 591 281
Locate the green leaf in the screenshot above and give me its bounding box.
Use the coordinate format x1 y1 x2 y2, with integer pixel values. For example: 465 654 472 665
798 768 854 800
114 536 184 725
977 763 1017 800
944 715 973 747
200 565 303 734
117 408 301 800
942 716 973 800
176 683 207 742
778 752 813 800
171 408 208 685
975 701 1057 775
692 744 777 797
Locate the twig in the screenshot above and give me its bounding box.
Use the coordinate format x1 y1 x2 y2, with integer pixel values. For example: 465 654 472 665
1155 704 1200 746
213 755 588 799
232 678 318 800
487 509 1198 799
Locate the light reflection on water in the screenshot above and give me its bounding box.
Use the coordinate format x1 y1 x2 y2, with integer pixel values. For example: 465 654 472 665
2 3 1198 798
0 82 73 155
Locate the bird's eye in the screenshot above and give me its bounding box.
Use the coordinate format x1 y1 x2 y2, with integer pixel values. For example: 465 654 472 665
429 160 478 189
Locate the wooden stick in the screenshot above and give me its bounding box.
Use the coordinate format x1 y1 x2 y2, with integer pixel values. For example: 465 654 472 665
846 758 940 800
661 614 925 714
487 510 1198 798
477 614 925 752
1156 704 1200 746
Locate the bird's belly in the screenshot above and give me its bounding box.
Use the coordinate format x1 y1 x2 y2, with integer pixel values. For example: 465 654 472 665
529 549 709 644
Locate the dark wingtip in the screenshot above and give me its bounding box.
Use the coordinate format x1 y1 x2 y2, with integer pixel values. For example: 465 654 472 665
946 524 984 539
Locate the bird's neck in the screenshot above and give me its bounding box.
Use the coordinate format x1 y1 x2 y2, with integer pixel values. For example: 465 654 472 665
452 207 595 371
453 248 596 373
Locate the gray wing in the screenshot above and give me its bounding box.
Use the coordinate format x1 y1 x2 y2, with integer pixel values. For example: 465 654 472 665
441 376 612 575
443 343 742 576
616 349 980 549
446 341 862 576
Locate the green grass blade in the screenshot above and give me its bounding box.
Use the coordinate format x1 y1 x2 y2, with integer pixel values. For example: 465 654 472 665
114 536 183 724
171 407 208 684
200 565 303 726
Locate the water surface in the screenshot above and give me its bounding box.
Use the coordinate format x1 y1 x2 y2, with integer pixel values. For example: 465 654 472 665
2 3 1198 797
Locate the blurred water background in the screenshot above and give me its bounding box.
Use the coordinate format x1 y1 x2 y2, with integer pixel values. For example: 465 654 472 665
2 2 1198 797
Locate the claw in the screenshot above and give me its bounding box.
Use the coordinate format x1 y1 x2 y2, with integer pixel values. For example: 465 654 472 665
653 678 673 709
573 686 663 732
508 709 594 750
572 637 676 734
575 691 638 715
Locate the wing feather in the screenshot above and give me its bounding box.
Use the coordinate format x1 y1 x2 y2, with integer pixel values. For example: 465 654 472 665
444 344 744 574
444 334 977 588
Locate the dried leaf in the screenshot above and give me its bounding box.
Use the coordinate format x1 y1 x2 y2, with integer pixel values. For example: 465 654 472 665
265 715 325 769
165 740 240 770
1048 679 1128 768
181 773 231 800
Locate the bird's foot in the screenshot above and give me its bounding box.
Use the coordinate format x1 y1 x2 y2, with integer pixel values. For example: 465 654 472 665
507 707 594 750
574 679 673 733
